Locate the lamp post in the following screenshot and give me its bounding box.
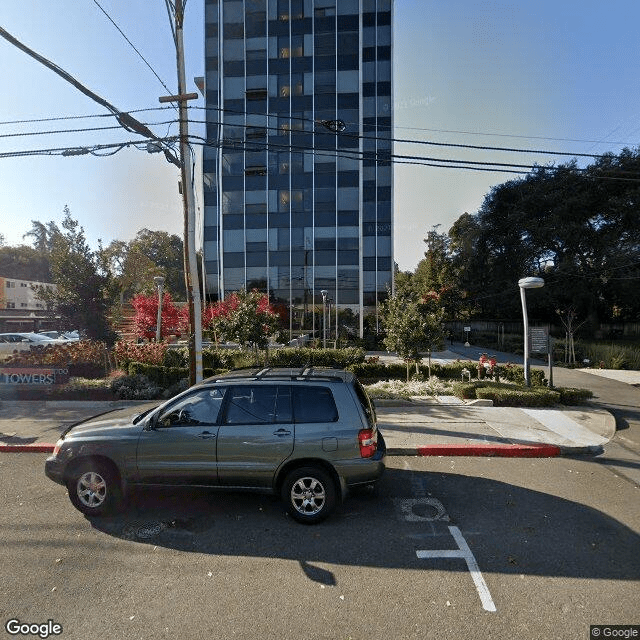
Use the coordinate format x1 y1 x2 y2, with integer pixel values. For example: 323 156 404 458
154 276 165 343
518 277 544 387
320 290 328 349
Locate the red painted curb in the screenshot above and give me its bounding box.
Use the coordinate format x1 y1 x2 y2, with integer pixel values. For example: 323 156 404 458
0 443 55 453
416 443 562 458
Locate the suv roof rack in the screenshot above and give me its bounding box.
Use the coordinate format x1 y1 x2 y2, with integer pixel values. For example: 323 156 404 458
205 366 350 384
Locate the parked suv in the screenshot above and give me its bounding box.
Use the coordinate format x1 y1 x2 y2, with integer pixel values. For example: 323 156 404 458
45 367 386 524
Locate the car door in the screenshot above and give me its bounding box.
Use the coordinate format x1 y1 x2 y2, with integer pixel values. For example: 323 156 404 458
135 387 225 485
216 384 294 488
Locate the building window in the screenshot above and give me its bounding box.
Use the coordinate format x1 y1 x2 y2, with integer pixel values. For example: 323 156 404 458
246 88 268 100
6 281 15 288
6 302 15 308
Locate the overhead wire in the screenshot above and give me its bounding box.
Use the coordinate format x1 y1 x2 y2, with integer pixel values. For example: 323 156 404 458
2 103 637 168
91 0 175 98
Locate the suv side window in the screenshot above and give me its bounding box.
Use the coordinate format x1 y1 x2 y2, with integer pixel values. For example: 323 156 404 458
157 388 225 427
293 386 338 423
223 385 293 425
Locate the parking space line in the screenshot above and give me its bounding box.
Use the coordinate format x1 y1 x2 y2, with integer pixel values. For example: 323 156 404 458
417 525 497 613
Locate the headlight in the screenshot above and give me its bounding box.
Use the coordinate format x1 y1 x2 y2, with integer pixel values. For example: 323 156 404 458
52 439 64 457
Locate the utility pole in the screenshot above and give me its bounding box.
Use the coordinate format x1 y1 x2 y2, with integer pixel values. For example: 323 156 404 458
161 0 203 384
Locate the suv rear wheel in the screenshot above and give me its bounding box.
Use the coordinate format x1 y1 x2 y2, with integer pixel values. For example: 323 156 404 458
66 460 121 517
282 466 336 524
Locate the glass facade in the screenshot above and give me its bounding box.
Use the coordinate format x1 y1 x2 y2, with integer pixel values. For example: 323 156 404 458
203 0 393 336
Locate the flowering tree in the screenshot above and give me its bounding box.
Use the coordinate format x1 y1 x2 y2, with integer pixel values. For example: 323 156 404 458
131 292 181 340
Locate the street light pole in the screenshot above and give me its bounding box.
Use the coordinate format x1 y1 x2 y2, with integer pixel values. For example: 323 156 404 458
518 277 544 387
321 290 328 349
154 276 165 343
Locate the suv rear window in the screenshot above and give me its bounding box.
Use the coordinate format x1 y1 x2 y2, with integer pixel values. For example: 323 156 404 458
293 386 338 423
353 380 375 427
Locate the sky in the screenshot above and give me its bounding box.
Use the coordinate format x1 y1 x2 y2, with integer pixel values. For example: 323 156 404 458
1 0 639 272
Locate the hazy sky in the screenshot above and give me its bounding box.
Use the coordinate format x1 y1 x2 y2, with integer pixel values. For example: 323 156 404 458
1 0 639 271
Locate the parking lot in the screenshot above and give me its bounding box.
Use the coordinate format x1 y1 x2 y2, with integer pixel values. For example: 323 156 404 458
1 452 638 639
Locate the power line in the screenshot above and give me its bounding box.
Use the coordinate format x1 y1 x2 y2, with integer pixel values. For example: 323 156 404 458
91 0 175 98
394 124 640 148
190 105 632 161
2 102 637 165
0 25 180 166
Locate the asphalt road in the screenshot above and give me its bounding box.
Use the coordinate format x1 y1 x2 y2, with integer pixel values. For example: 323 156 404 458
1 452 638 640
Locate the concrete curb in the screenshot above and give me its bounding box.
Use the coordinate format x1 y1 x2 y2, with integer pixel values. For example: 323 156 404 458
0 443 55 453
392 443 562 457
387 443 603 457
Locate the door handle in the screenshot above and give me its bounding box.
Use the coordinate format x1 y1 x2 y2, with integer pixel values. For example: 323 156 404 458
197 431 216 439
273 428 291 436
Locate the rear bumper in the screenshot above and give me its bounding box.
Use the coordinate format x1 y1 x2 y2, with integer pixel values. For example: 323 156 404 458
335 433 386 488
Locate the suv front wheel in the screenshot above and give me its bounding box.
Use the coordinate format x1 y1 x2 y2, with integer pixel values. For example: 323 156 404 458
66 460 122 517
281 466 336 524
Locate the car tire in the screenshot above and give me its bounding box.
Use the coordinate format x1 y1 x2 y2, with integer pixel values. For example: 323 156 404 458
281 466 336 524
66 460 122 517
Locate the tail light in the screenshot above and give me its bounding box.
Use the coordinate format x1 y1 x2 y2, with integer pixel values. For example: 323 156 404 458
358 428 377 458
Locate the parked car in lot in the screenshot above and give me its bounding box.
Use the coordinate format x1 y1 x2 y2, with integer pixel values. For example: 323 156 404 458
45 367 386 524
0 332 62 358
39 330 79 342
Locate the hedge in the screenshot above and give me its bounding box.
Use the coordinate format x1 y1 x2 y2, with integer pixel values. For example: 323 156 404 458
452 381 559 406
475 386 560 407
555 387 594 405
267 347 366 368
127 362 228 387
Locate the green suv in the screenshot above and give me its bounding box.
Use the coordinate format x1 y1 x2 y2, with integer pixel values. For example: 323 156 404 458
45 367 386 524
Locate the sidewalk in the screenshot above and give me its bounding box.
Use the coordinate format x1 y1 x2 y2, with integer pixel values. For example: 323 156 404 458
376 398 615 457
0 396 616 458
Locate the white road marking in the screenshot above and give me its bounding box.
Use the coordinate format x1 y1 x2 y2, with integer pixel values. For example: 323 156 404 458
417 525 497 613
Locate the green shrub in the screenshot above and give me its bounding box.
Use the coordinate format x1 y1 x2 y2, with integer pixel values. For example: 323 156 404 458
500 364 546 386
556 387 594 405
475 386 560 407
268 347 366 368
163 347 189 368
452 380 560 406
110 374 163 400
451 382 483 399
346 361 407 382
127 362 227 387
581 342 640 370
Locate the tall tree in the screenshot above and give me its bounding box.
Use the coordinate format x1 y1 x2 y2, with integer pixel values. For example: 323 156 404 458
444 148 640 328
382 290 445 381
37 207 115 343
0 245 52 282
129 229 186 300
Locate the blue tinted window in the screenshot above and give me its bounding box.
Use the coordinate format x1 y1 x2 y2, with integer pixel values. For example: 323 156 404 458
293 387 338 423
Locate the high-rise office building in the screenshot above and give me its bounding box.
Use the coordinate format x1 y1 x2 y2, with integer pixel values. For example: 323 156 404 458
202 0 393 337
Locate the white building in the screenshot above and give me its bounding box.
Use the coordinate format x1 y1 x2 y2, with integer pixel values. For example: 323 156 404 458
0 276 56 332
